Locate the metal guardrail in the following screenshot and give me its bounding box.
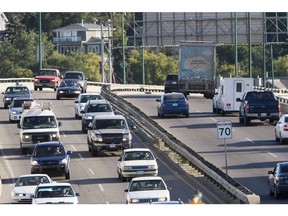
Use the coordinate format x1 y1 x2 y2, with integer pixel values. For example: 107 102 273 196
101 85 260 204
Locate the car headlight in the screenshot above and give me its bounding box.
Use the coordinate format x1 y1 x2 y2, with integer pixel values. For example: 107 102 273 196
61 158 68 164
22 134 31 142
122 133 130 141
129 199 140 203
158 197 168 202
51 133 60 140
34 79 39 82
12 111 18 115
59 91 64 93
31 160 39 166
92 133 102 142
85 116 93 120
74 90 81 94
80 106 85 110
147 165 157 169
4 98 12 101
123 166 133 170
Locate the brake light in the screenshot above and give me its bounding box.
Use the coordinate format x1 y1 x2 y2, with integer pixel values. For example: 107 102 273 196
162 102 167 107
278 101 280 110
283 124 288 131
226 103 231 107
184 101 189 106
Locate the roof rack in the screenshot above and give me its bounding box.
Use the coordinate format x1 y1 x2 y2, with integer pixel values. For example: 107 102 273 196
22 101 39 111
41 102 53 111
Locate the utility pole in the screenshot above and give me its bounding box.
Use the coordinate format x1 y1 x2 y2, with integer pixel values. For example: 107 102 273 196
38 12 42 70
122 13 126 84
234 12 238 77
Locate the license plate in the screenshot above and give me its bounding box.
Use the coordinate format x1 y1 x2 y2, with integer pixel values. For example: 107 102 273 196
261 113 267 116
172 103 178 107
172 81 177 84
110 144 116 148
136 171 144 175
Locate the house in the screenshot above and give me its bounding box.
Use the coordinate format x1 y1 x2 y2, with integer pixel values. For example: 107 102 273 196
0 12 8 42
52 21 112 55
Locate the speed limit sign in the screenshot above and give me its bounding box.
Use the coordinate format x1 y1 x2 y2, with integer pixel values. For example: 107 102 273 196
217 121 232 139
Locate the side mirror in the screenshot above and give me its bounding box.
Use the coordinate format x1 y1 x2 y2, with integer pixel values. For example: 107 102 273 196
236 98 241 102
124 189 128 192
130 125 136 130
268 170 273 175
74 101 79 104
17 123 21 129
76 193 80 196
58 121 62 127
156 99 161 102
67 150 72 155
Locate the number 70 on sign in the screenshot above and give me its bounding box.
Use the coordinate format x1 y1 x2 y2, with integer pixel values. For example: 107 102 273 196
217 121 232 139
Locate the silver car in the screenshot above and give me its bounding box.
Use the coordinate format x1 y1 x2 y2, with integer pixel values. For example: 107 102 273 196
8 97 34 122
74 93 103 119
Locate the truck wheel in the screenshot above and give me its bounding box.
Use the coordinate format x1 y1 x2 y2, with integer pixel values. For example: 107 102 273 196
39 87 43 91
34 87 38 91
244 117 250 126
92 149 98 157
280 134 286 144
221 110 225 116
21 147 26 155
82 124 87 133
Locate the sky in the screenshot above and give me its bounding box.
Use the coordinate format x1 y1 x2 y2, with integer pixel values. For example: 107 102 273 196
2 0 288 12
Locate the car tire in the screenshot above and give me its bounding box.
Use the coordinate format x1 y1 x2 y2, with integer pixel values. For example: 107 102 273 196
269 184 273 196
185 112 189 118
275 130 280 141
65 171 70 180
21 147 26 155
39 87 43 91
56 95 60 100
221 110 225 116
34 87 38 91
120 173 126 182
274 188 280 199
82 124 87 133
75 113 78 119
280 134 285 144
92 149 98 157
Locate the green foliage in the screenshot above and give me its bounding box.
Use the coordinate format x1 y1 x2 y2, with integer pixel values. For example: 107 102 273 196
274 55 288 77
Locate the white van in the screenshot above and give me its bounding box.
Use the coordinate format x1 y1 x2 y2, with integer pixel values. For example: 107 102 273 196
212 77 254 116
17 102 62 154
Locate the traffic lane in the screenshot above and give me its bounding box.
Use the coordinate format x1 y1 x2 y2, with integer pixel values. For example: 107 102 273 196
0 89 216 204
120 92 288 203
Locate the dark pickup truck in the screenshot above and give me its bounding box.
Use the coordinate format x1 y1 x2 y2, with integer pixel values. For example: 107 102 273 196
237 90 280 126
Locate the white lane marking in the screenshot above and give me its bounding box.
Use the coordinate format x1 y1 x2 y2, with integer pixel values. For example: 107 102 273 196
267 152 278 158
89 168 95 176
77 153 83 160
210 117 217 122
246 138 255 143
71 145 77 151
61 132 67 138
98 184 104 192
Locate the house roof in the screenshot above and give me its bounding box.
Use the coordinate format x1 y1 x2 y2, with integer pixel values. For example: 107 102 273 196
53 23 108 32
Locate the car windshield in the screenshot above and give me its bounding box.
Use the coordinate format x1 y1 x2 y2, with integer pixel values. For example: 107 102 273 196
64 73 83 80
87 104 112 113
60 81 79 87
130 180 166 192
15 176 50 187
80 95 102 103
35 186 75 198
5 87 29 94
22 116 57 129
279 164 288 174
39 70 57 76
123 151 154 161
164 94 185 101
34 145 65 157
94 119 127 129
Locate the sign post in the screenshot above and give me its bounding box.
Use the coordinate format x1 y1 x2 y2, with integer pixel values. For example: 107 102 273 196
217 121 232 179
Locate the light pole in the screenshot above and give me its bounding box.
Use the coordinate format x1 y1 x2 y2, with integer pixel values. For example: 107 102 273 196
122 13 126 84
38 12 42 70
141 27 145 85
234 12 238 77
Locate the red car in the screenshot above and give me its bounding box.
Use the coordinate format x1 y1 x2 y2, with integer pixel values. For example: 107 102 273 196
33 68 62 91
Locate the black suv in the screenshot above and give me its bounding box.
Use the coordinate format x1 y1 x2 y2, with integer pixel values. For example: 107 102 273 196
63 71 88 93
164 74 178 93
29 141 72 179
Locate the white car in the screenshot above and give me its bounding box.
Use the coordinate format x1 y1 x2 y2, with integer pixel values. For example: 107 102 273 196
275 114 288 144
32 182 80 204
74 93 103 119
8 97 34 122
117 148 158 181
124 176 170 204
11 174 54 204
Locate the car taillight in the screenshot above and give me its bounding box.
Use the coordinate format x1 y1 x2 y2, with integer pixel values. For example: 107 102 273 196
162 102 167 107
283 124 288 131
184 101 189 106
278 101 280 110
226 103 231 107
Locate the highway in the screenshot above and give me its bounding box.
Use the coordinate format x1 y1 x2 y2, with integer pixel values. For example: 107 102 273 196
1 82 288 204
0 83 230 204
